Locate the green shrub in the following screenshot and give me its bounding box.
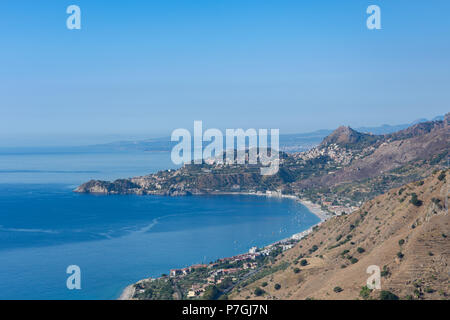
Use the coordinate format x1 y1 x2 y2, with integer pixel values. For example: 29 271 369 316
360 286 372 300
380 290 399 300
413 289 422 298
203 285 220 300
381 265 390 277
398 239 405 246
397 252 404 259
437 171 446 181
299 259 308 266
293 268 301 274
410 193 422 207
254 287 265 296
333 286 343 293
274 283 281 290
424 287 434 293
261 282 268 287
308 245 318 254
356 247 365 254
350 257 359 264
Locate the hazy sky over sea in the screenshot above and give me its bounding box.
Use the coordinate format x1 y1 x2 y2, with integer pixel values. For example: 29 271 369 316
0 1 449 146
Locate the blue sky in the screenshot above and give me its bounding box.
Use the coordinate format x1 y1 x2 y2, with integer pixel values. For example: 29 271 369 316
0 0 449 146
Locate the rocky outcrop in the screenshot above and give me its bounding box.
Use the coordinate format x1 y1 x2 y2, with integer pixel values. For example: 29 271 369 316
75 179 141 194
320 126 380 149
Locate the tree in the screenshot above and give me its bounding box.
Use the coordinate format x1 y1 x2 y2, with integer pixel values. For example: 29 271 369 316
254 287 265 296
274 283 281 290
308 245 318 254
410 193 422 207
333 286 343 293
217 277 233 291
300 259 308 266
360 286 372 300
203 285 220 300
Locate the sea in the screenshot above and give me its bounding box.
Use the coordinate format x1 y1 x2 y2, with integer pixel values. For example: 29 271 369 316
0 149 320 299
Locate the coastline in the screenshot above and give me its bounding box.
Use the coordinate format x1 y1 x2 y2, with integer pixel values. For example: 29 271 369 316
118 284 135 300
208 191 331 222
117 191 330 300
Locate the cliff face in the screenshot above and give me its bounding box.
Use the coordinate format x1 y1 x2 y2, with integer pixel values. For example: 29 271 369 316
74 179 141 194
229 170 449 300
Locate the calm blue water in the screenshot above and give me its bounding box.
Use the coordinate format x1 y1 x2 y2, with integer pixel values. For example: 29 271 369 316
0 150 319 299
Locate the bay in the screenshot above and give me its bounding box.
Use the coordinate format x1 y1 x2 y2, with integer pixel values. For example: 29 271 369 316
0 150 319 299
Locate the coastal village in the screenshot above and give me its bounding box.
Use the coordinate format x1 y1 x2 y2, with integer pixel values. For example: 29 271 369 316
121 188 362 300
123 191 346 301
129 235 301 300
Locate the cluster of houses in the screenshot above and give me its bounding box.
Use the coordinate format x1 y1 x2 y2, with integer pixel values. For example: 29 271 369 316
187 284 208 298
175 242 299 298
169 264 208 277
134 233 306 299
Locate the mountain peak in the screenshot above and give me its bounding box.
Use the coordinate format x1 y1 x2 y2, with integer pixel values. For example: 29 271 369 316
320 126 373 147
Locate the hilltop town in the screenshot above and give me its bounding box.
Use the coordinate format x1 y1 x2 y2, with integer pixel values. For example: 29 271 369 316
76 114 449 217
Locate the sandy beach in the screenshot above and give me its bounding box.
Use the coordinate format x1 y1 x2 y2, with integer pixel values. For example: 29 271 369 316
296 198 331 222
118 284 135 300
210 191 330 222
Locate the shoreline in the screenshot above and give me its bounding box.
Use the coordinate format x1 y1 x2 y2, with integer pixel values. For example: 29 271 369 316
117 191 330 300
118 284 135 300
208 191 331 222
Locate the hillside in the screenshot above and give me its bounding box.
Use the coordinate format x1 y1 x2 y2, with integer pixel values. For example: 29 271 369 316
294 114 449 190
229 170 449 300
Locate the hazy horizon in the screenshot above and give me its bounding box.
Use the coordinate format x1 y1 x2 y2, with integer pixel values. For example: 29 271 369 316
1 1 449 147
0 112 445 148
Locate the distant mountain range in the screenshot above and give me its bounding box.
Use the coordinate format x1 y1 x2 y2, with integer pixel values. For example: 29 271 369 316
77 114 448 153
0 115 444 155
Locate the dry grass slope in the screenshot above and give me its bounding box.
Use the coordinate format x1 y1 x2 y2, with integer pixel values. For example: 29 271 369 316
230 169 449 300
